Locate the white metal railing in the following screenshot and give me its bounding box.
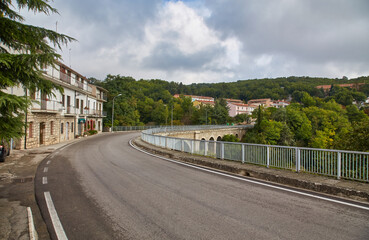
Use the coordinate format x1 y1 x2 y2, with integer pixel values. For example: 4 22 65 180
141 126 369 182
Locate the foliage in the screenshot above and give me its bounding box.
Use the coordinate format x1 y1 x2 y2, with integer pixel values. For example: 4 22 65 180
241 91 369 151
221 134 239 142
0 0 74 141
97 74 368 151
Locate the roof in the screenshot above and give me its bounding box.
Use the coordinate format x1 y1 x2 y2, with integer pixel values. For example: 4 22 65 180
56 61 89 82
226 98 243 103
248 98 271 101
174 94 214 100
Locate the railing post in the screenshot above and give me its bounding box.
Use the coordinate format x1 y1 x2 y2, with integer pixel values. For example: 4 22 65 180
191 140 194 154
181 139 184 152
267 146 270 168
242 144 245 163
204 141 208 156
296 148 300 172
165 137 168 149
221 142 224 160
337 152 341 179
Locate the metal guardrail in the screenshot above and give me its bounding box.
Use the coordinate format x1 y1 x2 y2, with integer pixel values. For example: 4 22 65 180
113 125 238 132
141 126 369 182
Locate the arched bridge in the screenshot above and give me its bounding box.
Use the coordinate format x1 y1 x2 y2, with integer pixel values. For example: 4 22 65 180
157 126 252 141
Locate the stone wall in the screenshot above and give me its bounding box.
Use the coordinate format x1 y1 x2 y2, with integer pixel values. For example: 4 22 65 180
158 127 249 141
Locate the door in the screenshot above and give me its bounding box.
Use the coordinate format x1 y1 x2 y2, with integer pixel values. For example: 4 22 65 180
41 93 47 110
40 123 45 145
67 96 71 113
66 122 69 140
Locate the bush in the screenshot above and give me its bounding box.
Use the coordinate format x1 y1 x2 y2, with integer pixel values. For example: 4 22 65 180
88 130 98 135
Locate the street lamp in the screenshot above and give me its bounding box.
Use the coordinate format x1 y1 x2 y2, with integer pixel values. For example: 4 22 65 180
111 93 122 132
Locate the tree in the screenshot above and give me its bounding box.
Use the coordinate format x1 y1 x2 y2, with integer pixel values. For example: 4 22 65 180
212 98 229 124
0 0 74 141
346 105 368 123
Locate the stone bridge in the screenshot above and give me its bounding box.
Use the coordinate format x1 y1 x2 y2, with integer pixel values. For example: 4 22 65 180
157 126 252 142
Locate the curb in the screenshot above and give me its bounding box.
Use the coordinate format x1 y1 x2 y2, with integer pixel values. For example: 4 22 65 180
133 138 369 203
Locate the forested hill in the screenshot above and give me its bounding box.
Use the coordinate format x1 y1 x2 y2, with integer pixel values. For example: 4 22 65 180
178 76 369 101
93 75 369 103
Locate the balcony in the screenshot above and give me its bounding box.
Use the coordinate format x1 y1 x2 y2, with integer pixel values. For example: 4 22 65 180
60 72 71 84
97 93 108 101
31 99 61 113
65 106 76 115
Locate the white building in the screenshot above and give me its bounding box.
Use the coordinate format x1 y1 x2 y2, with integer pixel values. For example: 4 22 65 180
5 61 108 149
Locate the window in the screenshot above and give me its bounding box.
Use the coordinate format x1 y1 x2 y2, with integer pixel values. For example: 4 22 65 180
29 90 36 100
71 122 74 132
50 121 54 135
29 122 33 138
61 123 64 134
76 99 79 108
62 95 65 107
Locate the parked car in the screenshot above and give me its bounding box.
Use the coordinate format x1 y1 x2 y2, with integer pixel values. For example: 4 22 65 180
0 139 10 162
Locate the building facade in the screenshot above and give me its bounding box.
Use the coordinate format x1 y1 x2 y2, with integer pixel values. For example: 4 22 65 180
227 102 255 117
5 62 108 149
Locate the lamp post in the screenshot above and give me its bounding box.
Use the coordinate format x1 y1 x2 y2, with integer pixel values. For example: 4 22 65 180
111 93 122 132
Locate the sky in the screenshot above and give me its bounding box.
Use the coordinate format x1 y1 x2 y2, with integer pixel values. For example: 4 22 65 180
21 0 369 84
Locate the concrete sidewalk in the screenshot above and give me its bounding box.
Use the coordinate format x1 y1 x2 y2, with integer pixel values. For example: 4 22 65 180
133 137 369 203
0 137 87 240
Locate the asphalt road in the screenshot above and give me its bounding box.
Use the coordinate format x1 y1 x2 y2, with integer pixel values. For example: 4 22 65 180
35 132 369 240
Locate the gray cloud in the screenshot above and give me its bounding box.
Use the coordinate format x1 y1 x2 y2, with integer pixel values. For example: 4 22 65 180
21 0 369 83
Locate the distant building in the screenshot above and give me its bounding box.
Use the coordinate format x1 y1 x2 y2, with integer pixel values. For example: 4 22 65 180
173 94 214 102
247 98 273 108
225 98 243 104
227 102 255 117
316 83 365 92
271 100 290 108
193 100 215 109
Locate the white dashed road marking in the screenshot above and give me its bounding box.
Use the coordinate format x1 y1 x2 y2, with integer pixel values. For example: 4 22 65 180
42 177 48 185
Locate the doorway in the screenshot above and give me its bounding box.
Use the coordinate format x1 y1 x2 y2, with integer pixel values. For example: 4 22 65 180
66 122 69 140
39 122 45 145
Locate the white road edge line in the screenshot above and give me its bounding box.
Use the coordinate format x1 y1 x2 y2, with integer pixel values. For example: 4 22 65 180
44 192 68 240
129 139 369 211
42 177 48 185
27 207 38 240
43 167 48 173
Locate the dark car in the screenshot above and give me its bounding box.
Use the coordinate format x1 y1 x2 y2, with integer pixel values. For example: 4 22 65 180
0 139 10 162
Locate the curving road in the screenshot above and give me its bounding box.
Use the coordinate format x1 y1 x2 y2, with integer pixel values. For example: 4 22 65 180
35 132 369 240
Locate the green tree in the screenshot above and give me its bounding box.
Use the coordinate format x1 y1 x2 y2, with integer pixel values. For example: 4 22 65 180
346 105 368 123
0 0 74 141
221 134 239 142
286 106 312 145
212 98 229 124
151 100 168 125
335 119 369 151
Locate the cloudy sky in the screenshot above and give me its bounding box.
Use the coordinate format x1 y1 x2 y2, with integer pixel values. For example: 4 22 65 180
22 0 369 84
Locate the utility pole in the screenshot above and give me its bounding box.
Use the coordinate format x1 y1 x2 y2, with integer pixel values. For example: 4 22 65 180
112 94 122 132
171 104 173 129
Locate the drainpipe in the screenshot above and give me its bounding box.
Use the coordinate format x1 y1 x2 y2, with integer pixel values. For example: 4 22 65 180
24 88 27 149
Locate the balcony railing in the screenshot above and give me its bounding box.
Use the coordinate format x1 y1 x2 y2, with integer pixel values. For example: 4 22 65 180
97 93 108 101
32 99 61 112
60 72 71 84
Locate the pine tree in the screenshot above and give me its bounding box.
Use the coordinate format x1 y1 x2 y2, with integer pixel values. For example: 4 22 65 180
0 0 74 141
